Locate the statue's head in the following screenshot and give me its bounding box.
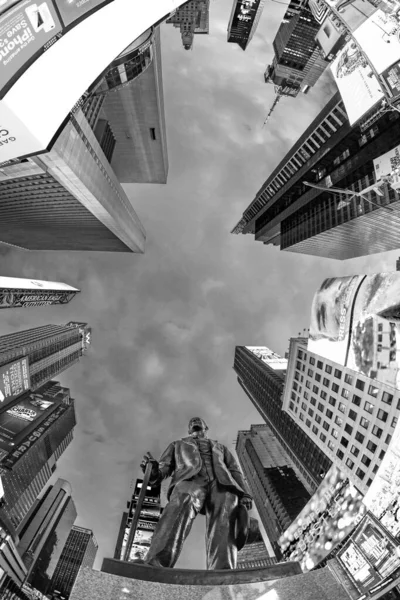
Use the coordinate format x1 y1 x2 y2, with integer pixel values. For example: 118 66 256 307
188 417 209 438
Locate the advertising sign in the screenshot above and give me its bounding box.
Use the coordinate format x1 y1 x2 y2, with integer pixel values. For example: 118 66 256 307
230 0 262 28
322 0 376 33
0 357 30 408
0 390 56 452
373 144 400 181
382 61 400 100
246 347 288 370
0 277 79 307
330 41 384 125
309 272 400 388
278 465 366 571
0 0 62 91
54 0 110 27
354 10 400 75
0 277 79 291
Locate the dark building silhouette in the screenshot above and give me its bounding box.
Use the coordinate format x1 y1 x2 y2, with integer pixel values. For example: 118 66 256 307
227 0 266 51
232 92 400 259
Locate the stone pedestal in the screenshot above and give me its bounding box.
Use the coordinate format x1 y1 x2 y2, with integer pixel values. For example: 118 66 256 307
70 559 352 600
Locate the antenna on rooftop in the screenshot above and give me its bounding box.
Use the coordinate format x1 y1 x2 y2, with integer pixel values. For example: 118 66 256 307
263 93 282 128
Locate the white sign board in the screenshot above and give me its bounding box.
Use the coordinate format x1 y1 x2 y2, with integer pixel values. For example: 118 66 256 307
374 144 400 181
330 41 384 125
0 276 78 291
354 10 400 75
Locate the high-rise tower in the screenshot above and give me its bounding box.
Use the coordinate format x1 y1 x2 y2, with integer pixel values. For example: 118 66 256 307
47 526 98 599
233 346 332 492
227 0 266 51
167 1 210 51
0 383 76 530
0 322 91 396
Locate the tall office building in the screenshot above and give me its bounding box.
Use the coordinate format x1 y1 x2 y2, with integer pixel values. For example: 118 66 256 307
16 479 77 592
92 26 169 183
237 521 275 569
236 425 310 557
167 1 210 50
233 346 332 492
283 338 400 496
114 478 162 562
0 277 79 310
264 0 329 97
227 0 266 51
0 108 145 253
0 383 76 530
0 322 91 393
47 526 98 599
232 91 400 259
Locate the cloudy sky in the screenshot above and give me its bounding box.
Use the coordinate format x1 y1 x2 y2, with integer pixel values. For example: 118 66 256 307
0 0 399 571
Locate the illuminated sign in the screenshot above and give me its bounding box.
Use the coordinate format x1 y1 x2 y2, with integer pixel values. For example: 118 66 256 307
0 391 55 449
54 0 110 27
0 357 30 408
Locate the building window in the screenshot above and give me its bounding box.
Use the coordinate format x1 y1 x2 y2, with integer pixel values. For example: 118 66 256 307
355 431 365 443
302 402 307 411
349 409 357 421
368 384 379 398
373 464 379 474
379 450 386 460
350 445 359 457
346 458 354 469
297 350 303 359
341 389 349 399
364 401 374 414
332 428 338 438
150 128 157 140
318 402 324 412
312 425 319 435
299 413 304 421
308 368 313 377
308 408 314 417
352 395 361 406
332 383 339 393
337 449 344 460
367 478 373 487
334 368 342 379
311 397 316 406
323 378 330 387
289 401 295 411
329 396 336 407
315 414 322 424
356 468 365 480
344 374 353 385
306 419 311 428
385 434 392 445
325 365 332 374
361 454 371 467
377 409 388 422
317 360 323 369
372 425 383 438
356 379 365 391
366 440 377 453
306 381 311 389
328 440 335 451
315 373 321 383
338 402 346 414
320 391 327 400
382 392 393 405
360 417 370 429
335 416 343 426
340 436 349 448
326 409 333 419
344 423 353 435
320 433 326 442
309 357 315 365
313 385 319 394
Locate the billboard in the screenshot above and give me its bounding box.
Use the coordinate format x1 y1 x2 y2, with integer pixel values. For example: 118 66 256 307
309 273 400 388
373 144 400 181
0 357 30 408
229 0 263 30
330 41 384 126
322 0 376 33
337 513 400 596
0 0 63 91
246 347 288 370
278 465 366 571
382 61 400 100
0 276 79 291
54 0 110 27
354 10 400 75
0 390 56 452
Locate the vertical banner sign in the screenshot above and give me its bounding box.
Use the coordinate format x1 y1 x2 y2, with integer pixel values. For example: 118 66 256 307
0 0 63 92
0 357 30 407
53 0 110 27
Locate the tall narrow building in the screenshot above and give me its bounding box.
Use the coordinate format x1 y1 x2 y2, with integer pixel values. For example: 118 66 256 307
0 322 91 395
232 91 400 259
47 526 98 599
114 477 162 562
227 0 266 51
0 383 76 530
166 1 210 50
233 346 332 492
236 425 311 557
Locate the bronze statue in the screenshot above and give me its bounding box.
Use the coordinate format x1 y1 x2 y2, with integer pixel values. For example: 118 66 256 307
140 417 253 570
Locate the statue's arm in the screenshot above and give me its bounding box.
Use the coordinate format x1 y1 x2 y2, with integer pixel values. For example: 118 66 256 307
149 442 176 485
223 446 253 499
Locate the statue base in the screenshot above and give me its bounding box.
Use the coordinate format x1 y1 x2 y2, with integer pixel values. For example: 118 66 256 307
70 559 352 600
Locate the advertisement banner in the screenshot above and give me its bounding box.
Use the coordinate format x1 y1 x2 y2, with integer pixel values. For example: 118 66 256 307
0 390 55 451
278 465 365 571
382 61 400 100
0 357 30 408
330 41 384 125
54 0 110 28
0 0 63 91
0 277 79 291
309 273 400 388
0 99 43 161
230 0 262 29
354 10 400 75
0 289 78 308
373 144 400 181
322 0 376 33
246 347 288 370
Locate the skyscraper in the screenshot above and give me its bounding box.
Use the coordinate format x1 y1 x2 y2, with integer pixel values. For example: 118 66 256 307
0 277 79 310
237 521 275 569
233 346 332 492
114 478 162 562
16 479 77 589
166 1 210 50
227 0 266 51
92 27 169 183
0 108 146 253
236 425 311 557
47 526 98 600
232 91 400 259
0 383 76 530
0 322 91 394
264 0 329 97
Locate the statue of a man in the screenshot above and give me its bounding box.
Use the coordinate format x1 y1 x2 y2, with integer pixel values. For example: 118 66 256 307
140 417 253 570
